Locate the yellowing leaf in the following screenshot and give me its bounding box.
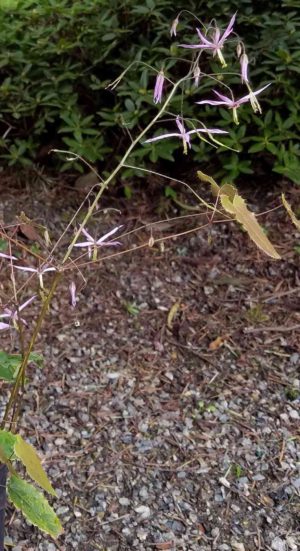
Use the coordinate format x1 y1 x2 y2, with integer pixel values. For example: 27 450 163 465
167 301 181 330
197 170 220 196
282 194 300 230
220 194 236 214
8 475 63 539
220 183 236 201
197 170 280 259
14 435 56 496
232 194 280 259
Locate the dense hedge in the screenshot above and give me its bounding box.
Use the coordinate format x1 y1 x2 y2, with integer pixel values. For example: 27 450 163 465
0 0 299 183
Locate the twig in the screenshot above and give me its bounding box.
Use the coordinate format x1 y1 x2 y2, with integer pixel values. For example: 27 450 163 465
244 324 300 334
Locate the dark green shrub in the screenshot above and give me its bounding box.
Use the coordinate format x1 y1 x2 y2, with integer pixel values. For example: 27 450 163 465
0 0 299 183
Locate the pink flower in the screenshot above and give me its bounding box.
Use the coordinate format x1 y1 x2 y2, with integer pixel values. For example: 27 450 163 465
153 70 165 104
0 296 36 331
179 13 236 66
15 264 56 289
74 226 123 259
145 115 228 153
196 84 271 123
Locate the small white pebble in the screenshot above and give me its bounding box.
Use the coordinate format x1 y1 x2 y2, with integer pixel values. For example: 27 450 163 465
119 497 130 506
134 505 151 519
219 477 231 488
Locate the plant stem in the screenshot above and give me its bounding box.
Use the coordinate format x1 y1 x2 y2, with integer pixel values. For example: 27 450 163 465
1 273 62 430
63 77 186 263
0 464 7 551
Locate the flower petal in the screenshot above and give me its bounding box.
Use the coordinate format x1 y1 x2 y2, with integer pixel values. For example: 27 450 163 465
179 43 211 49
196 28 212 46
221 12 236 42
97 225 123 244
81 228 94 242
213 90 233 104
0 253 17 260
196 99 228 106
238 83 271 105
74 241 95 248
19 295 36 312
144 133 182 144
15 266 38 273
188 128 228 135
0 313 12 319
175 116 186 135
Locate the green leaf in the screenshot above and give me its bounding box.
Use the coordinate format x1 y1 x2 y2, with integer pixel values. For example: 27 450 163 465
197 170 220 196
0 430 17 461
7 475 63 539
0 352 21 382
248 142 266 153
14 435 56 496
164 186 177 199
0 238 8 252
0 351 44 382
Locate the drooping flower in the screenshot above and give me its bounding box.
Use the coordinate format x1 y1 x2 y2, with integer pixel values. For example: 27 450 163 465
170 16 179 37
0 295 36 331
74 225 123 260
144 115 228 154
15 264 56 289
240 53 249 84
179 13 236 67
69 281 77 309
196 83 271 124
193 65 201 87
153 70 165 104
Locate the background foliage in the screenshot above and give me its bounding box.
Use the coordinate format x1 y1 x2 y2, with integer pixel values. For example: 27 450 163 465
0 0 299 183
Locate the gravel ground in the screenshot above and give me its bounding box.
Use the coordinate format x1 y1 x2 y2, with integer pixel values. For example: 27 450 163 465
0 176 299 551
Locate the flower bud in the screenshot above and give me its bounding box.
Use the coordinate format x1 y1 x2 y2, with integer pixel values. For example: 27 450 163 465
170 16 179 37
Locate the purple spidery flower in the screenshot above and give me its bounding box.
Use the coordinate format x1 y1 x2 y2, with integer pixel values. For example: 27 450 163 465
196 83 271 124
0 295 36 331
74 225 123 259
15 263 56 289
145 115 228 154
153 70 165 104
179 13 236 67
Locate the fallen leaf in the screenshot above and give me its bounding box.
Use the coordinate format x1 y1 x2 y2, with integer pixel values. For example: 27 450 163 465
167 301 181 330
209 336 225 351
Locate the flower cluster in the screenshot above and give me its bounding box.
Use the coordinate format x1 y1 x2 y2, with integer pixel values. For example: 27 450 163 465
151 12 270 141
0 225 122 330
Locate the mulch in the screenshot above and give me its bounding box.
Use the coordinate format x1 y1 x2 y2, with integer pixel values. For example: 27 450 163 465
0 172 299 551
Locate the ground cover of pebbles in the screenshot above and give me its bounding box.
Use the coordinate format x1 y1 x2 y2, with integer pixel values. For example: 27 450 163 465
0 178 299 551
